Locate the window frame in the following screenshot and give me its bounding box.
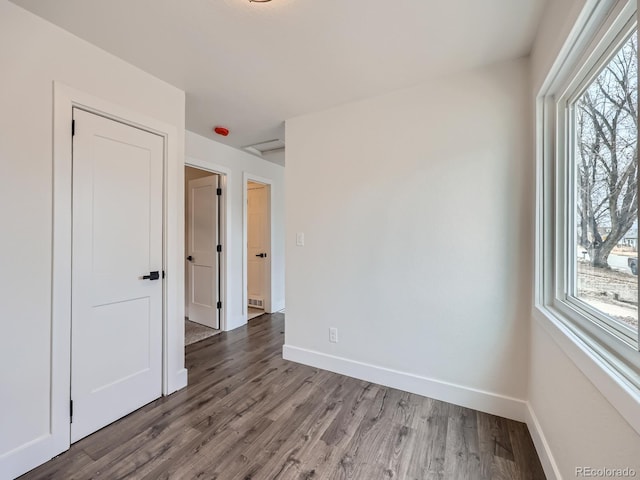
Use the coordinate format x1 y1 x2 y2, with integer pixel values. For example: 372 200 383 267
536 0 640 428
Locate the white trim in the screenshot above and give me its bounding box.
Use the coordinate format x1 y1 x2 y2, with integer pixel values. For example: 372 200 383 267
525 403 562 480
0 82 187 480
243 172 274 322
184 159 231 332
174 368 188 394
536 0 615 96
282 345 527 422
0 434 57 480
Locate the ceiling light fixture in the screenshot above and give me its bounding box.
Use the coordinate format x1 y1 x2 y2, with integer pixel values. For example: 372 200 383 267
249 0 272 3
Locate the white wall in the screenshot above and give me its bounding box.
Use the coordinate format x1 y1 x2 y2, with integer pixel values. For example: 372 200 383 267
186 131 285 331
528 0 640 478
284 58 532 418
0 1 185 477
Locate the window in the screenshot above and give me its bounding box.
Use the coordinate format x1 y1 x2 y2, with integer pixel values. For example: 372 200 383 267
569 29 638 344
538 0 640 393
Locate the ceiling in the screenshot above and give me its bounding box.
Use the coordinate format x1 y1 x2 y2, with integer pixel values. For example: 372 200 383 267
11 0 548 165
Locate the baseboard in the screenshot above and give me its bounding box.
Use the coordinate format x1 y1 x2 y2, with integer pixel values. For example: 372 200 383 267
525 402 562 480
282 345 527 422
167 368 188 395
271 300 285 313
0 433 62 480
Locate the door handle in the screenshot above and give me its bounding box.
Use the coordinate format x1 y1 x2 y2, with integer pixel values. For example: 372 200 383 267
187 256 193 262
256 253 267 258
142 271 160 281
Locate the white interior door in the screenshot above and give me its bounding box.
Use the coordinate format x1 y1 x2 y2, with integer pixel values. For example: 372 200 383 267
186 175 220 329
71 108 163 443
247 182 269 310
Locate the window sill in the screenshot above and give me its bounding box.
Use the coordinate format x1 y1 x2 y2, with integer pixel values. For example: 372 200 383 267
532 305 640 436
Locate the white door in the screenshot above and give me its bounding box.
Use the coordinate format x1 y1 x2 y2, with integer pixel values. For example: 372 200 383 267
186 175 220 329
71 108 163 443
247 182 269 310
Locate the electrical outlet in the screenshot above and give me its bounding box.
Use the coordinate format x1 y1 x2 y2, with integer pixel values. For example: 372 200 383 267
329 327 338 343
296 232 305 246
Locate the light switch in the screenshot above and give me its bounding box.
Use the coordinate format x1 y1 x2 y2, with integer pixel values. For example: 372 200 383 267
296 232 305 246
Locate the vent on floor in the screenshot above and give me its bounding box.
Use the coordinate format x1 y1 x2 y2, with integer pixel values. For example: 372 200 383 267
248 297 264 308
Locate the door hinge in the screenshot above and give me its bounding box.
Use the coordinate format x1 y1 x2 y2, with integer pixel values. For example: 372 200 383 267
216 188 222 196
217 301 222 309
70 400 73 423
217 245 222 253
72 119 75 137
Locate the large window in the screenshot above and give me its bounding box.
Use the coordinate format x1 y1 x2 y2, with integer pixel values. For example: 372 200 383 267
538 0 640 394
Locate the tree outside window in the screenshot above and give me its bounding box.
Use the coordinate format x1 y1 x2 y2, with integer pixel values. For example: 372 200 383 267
574 31 638 333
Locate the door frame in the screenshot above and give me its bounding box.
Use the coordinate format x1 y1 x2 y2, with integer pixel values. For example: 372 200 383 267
50 83 185 459
184 161 229 332
243 172 273 320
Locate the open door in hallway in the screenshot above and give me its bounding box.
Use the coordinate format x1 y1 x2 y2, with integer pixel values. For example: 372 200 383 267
186 172 220 329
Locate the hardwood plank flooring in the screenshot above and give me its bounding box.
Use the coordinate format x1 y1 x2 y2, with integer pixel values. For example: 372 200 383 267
19 313 545 480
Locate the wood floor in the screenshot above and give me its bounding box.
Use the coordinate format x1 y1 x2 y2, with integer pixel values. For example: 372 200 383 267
20 313 545 480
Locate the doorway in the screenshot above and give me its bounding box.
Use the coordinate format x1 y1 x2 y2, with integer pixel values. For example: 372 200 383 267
46 84 186 471
185 166 223 344
246 180 271 320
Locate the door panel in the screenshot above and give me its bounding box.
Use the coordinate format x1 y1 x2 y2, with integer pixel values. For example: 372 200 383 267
71 108 163 443
187 175 219 329
193 265 214 306
89 298 151 390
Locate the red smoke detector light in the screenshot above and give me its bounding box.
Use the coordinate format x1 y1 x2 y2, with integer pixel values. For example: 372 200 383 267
214 126 229 137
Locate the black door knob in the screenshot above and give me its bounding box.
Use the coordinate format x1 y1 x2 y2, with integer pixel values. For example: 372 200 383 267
142 271 160 281
187 255 193 261
255 253 267 258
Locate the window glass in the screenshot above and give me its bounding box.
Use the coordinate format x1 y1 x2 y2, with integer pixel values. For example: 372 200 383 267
573 31 638 336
